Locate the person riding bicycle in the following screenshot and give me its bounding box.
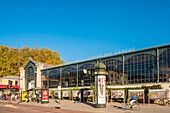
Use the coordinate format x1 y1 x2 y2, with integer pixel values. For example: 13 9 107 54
128 93 136 108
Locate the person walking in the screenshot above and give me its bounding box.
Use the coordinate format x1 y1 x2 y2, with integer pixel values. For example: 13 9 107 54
36 93 39 103
78 92 81 103
15 93 18 101
25 94 29 103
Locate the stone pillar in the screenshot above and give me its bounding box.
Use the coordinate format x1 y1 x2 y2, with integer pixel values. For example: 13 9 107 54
20 67 26 91
36 64 44 88
94 62 108 108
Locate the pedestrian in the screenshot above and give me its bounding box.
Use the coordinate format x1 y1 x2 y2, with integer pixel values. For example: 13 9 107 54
36 94 39 103
25 94 29 103
15 94 18 101
78 91 81 103
11 93 15 100
4 94 6 100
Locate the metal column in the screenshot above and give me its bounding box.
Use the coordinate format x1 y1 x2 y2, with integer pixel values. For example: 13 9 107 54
122 55 125 84
157 48 159 83
60 67 62 86
76 64 78 87
47 70 49 88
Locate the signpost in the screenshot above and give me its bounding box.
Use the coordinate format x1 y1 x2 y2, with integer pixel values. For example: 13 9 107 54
8 80 12 104
62 90 70 100
128 89 145 104
72 90 79 101
41 89 49 104
111 90 125 103
83 90 94 102
21 91 27 102
148 89 167 104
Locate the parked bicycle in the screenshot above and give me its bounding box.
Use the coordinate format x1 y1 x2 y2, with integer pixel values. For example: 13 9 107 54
122 100 140 111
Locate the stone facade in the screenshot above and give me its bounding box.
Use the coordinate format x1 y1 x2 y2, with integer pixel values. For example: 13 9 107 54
0 76 19 86
19 60 54 92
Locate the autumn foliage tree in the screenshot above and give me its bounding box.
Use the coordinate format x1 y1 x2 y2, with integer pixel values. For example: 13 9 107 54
0 46 63 77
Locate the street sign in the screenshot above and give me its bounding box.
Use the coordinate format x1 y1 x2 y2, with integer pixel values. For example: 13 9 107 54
41 89 49 104
21 91 27 102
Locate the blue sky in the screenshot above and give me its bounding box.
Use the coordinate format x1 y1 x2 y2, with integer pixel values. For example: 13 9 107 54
0 0 170 62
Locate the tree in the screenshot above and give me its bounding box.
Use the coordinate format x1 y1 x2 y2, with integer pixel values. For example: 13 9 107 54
0 46 63 77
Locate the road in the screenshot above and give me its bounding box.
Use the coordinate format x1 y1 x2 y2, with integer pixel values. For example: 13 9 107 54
0 103 90 113
0 101 170 113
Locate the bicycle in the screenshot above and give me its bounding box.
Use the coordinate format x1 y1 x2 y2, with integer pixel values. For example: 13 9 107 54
122 100 140 111
164 99 170 107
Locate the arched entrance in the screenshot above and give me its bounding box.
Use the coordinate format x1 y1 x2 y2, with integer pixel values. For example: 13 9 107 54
24 61 37 90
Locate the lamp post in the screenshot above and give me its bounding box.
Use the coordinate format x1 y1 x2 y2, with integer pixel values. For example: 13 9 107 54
17 47 21 102
94 61 108 108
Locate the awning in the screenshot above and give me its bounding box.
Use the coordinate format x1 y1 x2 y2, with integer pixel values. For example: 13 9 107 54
26 88 35 91
26 87 41 91
0 84 20 89
12 85 20 89
0 85 7 88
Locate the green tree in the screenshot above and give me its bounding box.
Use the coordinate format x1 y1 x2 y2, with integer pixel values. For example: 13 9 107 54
0 45 63 77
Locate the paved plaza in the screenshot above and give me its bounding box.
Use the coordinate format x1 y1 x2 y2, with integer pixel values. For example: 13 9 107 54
0 99 170 113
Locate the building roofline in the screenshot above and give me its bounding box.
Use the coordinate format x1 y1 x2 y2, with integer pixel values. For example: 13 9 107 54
24 59 55 70
0 76 19 79
41 43 170 71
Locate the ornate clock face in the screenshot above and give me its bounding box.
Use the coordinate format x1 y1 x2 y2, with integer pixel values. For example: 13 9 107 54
83 69 87 74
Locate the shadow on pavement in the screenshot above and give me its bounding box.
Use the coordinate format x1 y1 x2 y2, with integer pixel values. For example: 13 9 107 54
82 102 95 108
55 100 60 104
55 106 61 109
111 105 123 109
111 105 132 112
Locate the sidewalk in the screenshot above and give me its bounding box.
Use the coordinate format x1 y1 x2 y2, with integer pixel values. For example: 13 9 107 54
0 99 125 113
1 99 167 113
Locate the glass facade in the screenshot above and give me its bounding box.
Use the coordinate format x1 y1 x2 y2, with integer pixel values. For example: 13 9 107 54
61 66 77 87
41 71 48 88
159 47 170 82
78 62 95 87
102 56 123 85
41 45 170 88
49 69 60 88
124 50 157 84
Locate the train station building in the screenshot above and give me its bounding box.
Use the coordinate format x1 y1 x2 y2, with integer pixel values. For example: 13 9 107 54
19 44 170 100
